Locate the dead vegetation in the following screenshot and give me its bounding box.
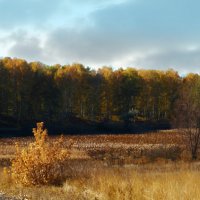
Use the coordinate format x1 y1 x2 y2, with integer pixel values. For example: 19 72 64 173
10 122 73 186
0 129 188 167
1 163 200 200
0 126 199 199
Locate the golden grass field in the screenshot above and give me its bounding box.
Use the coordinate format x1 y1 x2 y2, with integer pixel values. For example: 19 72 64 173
0 130 199 200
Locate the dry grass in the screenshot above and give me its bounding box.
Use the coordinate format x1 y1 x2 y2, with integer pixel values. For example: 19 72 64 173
0 129 199 199
1 163 200 200
0 129 190 168
81 165 200 200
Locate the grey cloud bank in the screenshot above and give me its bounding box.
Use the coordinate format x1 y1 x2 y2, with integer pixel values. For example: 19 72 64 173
1 0 200 73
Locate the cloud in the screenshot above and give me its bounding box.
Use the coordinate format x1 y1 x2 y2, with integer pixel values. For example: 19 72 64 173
2 30 48 62
44 27 136 66
41 0 200 71
2 0 200 73
9 39 43 62
133 47 200 74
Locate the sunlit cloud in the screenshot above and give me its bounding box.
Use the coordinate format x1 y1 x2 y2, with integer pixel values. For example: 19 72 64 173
1 0 200 73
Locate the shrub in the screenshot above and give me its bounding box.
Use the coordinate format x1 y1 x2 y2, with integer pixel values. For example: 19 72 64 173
11 122 70 186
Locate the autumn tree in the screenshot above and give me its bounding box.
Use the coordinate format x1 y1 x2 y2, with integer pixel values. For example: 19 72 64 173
175 73 200 159
111 68 142 117
98 67 114 120
0 57 187 134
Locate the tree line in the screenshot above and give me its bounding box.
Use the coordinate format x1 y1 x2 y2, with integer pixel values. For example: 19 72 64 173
0 57 198 130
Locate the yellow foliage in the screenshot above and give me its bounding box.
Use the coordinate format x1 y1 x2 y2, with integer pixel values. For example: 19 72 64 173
11 122 70 186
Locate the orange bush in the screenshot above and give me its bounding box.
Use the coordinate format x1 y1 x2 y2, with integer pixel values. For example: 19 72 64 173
11 122 70 186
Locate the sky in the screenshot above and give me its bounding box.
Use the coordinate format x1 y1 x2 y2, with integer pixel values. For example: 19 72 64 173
1 0 200 73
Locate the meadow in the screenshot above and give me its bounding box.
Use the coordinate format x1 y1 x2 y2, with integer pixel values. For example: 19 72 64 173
0 129 199 200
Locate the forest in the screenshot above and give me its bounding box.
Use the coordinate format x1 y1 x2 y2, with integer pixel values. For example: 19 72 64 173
0 57 198 135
